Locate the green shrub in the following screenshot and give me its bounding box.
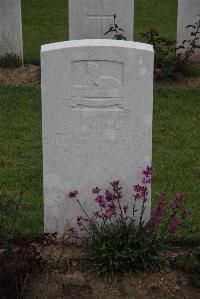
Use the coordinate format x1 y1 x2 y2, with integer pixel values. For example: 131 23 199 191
140 16 200 80
86 221 166 276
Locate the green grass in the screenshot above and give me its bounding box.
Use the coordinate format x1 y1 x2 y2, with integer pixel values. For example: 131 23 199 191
182 65 200 77
21 0 178 64
153 87 200 241
135 0 177 41
0 86 42 235
21 0 68 64
0 86 199 240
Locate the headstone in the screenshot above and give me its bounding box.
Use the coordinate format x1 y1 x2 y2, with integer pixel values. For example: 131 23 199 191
177 0 200 63
41 39 153 236
69 0 134 41
0 0 23 60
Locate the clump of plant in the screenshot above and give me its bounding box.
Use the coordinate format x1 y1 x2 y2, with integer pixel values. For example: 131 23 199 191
0 53 22 68
67 167 189 276
0 192 43 298
183 16 200 56
104 14 126 40
140 16 200 80
176 247 200 288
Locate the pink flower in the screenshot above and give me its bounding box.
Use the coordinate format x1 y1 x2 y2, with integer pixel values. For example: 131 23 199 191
169 218 183 233
149 201 165 231
172 192 185 209
123 205 128 213
104 208 116 220
105 190 113 202
142 166 153 184
95 195 107 208
110 180 122 200
133 184 148 202
142 177 151 184
108 202 116 210
133 184 142 193
68 190 78 198
157 201 165 210
176 192 185 202
92 187 101 194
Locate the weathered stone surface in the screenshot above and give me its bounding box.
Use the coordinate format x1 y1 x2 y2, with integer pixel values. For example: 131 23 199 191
177 0 200 63
69 0 134 41
0 0 23 60
41 39 153 236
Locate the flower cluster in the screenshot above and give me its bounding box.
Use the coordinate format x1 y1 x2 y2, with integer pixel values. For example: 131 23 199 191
169 218 183 233
67 166 189 241
133 166 153 202
68 175 132 239
149 201 165 232
149 190 189 235
94 183 120 221
172 192 185 209
91 180 126 222
142 166 153 184
168 192 189 233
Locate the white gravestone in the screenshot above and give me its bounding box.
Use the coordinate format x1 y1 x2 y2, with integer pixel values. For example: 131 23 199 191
69 0 134 41
41 39 153 236
177 0 200 63
0 0 23 60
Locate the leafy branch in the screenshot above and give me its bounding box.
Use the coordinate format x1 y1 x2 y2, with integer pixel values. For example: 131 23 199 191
104 14 126 40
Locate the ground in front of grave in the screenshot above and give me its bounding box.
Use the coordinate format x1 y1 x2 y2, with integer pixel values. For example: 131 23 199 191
25 243 200 299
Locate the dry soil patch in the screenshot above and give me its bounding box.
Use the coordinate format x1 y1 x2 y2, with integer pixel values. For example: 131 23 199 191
0 64 40 85
26 244 200 299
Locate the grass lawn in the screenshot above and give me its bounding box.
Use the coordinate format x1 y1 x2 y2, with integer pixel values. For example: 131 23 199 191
21 0 178 64
0 86 42 235
0 86 199 240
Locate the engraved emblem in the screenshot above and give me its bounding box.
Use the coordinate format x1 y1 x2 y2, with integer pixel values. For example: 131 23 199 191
78 62 122 91
64 60 127 110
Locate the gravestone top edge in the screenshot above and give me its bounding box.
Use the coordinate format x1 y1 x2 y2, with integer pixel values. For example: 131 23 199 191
41 39 153 53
